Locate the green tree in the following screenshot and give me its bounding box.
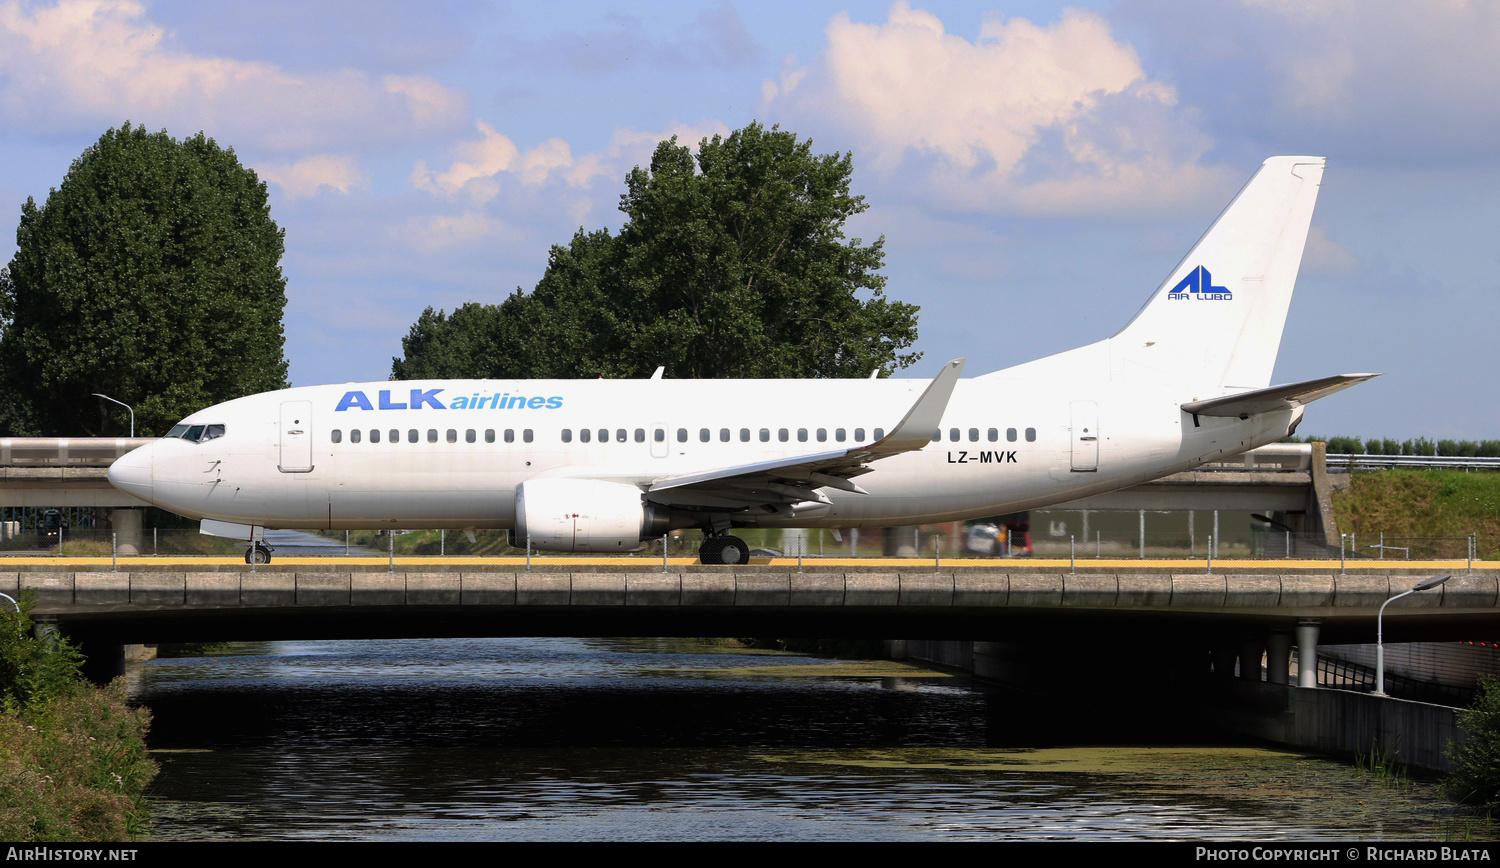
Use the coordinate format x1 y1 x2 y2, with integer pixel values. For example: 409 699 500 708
1326 436 1364 454
394 122 919 380
1403 438 1437 457
391 302 509 380
0 123 289 437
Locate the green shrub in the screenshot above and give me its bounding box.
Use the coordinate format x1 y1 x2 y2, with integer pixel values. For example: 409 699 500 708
0 596 156 840
1445 675 1500 813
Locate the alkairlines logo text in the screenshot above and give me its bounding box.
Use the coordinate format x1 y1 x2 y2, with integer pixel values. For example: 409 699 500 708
334 389 564 412
1167 265 1232 301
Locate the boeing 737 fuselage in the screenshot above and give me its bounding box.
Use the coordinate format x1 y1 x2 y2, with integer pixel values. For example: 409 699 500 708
108 157 1374 564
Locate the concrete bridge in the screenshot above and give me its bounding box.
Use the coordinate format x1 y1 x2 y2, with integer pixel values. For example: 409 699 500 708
10 559 1495 677
12 557 1494 774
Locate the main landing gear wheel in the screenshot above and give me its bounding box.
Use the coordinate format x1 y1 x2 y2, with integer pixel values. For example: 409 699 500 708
244 542 272 565
699 535 750 566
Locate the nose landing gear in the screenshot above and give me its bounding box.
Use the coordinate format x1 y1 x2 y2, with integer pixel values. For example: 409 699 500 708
244 541 273 564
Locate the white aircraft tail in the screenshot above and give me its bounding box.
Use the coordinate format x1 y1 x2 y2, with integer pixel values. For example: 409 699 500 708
988 156 1325 390
1109 156 1325 390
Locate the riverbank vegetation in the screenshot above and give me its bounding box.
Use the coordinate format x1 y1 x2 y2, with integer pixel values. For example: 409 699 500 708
0 596 156 840
1446 675 1500 815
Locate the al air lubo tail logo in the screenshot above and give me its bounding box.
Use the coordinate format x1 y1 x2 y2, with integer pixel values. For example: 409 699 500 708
1167 265 1232 300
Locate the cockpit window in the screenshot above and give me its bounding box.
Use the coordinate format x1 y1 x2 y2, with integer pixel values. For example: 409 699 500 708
166 423 226 443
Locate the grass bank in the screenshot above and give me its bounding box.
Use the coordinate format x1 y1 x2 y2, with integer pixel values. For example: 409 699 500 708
1332 469 1500 559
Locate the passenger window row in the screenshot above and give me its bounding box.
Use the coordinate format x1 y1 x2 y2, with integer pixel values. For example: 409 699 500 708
564 427 892 444
677 427 888 444
930 427 1037 443
329 425 1038 446
330 428 533 444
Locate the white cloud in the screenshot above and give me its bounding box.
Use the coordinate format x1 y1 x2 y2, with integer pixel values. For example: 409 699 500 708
380 74 468 131
396 211 514 254
0 0 467 150
410 122 519 200
258 154 368 199
411 118 731 204
768 2 1228 215
410 122 595 201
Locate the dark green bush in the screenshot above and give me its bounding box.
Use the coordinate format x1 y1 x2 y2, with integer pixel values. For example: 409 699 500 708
0 596 156 840
1446 675 1500 813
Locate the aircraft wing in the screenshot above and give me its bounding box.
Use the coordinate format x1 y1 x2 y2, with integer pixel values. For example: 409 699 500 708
645 359 965 513
1181 373 1379 418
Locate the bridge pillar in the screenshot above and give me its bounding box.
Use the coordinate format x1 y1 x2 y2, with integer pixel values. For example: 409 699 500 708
109 507 143 555
1265 631 1293 684
1296 619 1321 688
1238 637 1265 681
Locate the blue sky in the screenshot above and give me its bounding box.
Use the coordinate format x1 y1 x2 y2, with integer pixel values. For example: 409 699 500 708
0 0 1495 439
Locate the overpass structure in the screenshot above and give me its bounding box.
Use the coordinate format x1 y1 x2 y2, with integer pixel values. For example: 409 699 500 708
0 437 152 507
11 557 1495 774
11 559 1495 677
0 437 153 550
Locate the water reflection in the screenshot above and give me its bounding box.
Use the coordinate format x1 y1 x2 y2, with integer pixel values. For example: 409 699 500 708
132 638 1448 841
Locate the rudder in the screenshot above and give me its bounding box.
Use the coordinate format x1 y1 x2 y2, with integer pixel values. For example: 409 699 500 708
1109 156 1325 390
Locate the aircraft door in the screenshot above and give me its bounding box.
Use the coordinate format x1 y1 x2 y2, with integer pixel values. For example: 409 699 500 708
651 423 669 459
279 400 314 473
1070 401 1098 472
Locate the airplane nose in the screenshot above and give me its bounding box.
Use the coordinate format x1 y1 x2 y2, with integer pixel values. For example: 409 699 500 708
108 445 154 503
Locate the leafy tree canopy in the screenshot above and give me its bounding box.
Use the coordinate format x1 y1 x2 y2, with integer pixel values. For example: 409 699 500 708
0 123 289 436
393 122 919 380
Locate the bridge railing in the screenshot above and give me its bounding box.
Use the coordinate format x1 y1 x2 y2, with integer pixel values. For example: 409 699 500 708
1327 453 1500 472
0 437 153 465
2 526 1492 562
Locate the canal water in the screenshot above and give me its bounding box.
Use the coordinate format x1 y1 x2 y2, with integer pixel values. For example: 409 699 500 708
129 637 1456 841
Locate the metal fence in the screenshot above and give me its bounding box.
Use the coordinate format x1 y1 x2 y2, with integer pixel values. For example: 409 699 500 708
1 524 1492 563
1327 454 1500 472
1304 649 1477 705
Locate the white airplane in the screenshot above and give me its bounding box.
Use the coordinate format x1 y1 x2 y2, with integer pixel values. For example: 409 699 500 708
109 156 1373 565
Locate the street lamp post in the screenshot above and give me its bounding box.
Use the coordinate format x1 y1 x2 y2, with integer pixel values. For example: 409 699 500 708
1374 573 1451 697
91 393 134 437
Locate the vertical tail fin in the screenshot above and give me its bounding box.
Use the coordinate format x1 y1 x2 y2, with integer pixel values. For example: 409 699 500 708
1110 156 1325 389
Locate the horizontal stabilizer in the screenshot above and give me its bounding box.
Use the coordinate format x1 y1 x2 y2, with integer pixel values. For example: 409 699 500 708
1181 373 1379 418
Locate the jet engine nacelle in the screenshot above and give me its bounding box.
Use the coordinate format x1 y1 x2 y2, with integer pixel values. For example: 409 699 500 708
513 478 664 552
